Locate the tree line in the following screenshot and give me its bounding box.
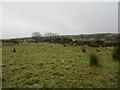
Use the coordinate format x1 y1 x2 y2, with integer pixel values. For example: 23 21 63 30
32 32 59 39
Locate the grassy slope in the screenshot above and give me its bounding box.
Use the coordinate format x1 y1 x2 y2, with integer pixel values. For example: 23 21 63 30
2 42 118 88
60 33 118 41
4 33 118 42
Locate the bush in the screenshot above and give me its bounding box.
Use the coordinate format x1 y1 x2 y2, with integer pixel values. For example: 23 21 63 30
82 46 86 52
89 53 99 67
13 48 16 53
96 48 100 52
112 46 120 61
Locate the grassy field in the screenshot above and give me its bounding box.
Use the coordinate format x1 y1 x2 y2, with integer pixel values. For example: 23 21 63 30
2 42 118 88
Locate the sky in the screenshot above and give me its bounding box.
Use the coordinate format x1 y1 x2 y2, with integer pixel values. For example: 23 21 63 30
1 2 118 39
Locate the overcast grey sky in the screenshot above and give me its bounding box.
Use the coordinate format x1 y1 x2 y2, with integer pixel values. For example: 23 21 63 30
2 2 118 39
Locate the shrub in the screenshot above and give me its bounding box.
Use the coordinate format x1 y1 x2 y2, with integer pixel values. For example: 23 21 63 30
82 46 86 52
112 46 120 61
13 48 16 52
63 44 66 47
89 53 99 67
96 48 100 52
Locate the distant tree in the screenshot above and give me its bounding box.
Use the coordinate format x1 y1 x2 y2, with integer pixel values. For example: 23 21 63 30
32 32 42 39
44 33 59 40
44 33 59 38
44 33 59 42
44 33 52 37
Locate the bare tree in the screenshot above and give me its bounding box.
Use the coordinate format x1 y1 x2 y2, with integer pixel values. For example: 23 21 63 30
44 33 59 43
44 33 59 38
32 32 42 39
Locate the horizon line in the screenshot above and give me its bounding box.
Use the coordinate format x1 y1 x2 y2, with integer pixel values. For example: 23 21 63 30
1 32 119 40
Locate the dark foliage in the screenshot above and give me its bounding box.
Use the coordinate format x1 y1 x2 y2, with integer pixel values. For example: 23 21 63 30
82 47 86 52
89 53 99 67
112 46 120 61
13 48 16 53
63 44 66 47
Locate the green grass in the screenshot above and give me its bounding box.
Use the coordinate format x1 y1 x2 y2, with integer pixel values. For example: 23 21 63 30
2 42 118 88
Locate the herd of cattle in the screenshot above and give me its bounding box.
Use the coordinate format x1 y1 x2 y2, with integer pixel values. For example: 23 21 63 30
2 37 119 47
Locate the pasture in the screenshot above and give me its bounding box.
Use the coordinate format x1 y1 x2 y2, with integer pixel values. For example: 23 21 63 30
2 42 118 88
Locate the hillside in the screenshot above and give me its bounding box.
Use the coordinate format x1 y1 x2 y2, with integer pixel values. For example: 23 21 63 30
2 42 118 88
60 33 118 41
1 33 118 42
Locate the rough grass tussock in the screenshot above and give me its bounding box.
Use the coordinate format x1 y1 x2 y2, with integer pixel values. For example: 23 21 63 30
89 53 100 67
13 48 16 53
82 46 86 52
112 46 120 61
